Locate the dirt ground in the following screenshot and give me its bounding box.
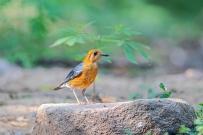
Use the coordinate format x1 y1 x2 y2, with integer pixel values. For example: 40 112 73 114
0 58 203 135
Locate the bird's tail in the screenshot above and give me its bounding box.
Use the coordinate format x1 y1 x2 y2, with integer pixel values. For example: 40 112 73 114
53 86 62 90
53 84 63 90
53 83 68 90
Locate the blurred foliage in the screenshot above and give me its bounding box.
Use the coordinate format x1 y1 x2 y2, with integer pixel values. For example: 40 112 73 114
129 92 142 100
196 103 203 119
139 84 161 99
51 22 150 64
136 83 172 99
0 0 203 67
178 103 203 135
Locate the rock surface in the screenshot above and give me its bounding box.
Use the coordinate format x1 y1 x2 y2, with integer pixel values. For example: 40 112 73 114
32 98 196 135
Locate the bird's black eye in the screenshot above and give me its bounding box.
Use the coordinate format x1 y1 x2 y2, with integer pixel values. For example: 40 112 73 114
93 52 98 56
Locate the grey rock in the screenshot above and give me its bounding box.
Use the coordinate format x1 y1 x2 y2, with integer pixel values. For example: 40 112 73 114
32 98 196 135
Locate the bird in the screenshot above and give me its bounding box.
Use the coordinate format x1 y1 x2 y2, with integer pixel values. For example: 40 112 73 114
54 49 109 104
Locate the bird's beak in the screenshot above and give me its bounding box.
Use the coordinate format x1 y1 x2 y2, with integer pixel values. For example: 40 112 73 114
100 53 109 57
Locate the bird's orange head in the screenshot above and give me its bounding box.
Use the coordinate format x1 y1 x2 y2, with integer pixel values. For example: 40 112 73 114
84 49 109 64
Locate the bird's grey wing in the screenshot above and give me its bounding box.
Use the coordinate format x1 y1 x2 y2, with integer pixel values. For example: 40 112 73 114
61 62 84 84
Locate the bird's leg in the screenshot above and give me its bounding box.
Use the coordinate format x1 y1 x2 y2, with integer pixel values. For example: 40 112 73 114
72 89 80 104
82 89 89 103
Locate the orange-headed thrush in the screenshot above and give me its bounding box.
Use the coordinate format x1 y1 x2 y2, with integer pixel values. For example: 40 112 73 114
54 49 109 104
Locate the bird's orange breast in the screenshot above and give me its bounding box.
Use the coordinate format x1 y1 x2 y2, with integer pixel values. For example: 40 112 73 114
68 63 98 89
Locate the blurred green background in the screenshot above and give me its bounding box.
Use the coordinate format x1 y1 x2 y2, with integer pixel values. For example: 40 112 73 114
0 0 203 73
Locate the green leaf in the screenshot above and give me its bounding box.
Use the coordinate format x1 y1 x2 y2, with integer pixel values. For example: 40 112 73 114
168 91 172 97
82 34 93 42
159 83 172 98
194 119 203 125
117 40 125 46
123 28 132 36
159 83 167 92
123 44 137 64
196 125 203 133
136 42 151 50
160 93 169 98
121 27 142 37
64 27 77 35
179 125 191 133
50 37 70 47
65 36 77 46
128 43 150 61
179 125 187 132
77 36 85 44
65 35 84 46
